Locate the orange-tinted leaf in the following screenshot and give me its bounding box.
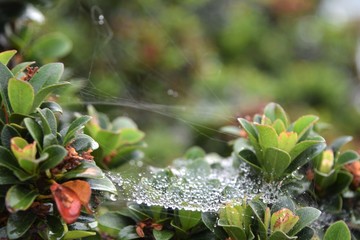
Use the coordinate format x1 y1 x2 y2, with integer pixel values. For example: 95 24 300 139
50 182 81 224
62 180 92 212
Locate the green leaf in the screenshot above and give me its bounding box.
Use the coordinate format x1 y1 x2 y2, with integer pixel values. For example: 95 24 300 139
32 82 70 111
296 227 315 240
39 145 67 171
264 102 289 127
71 134 99 152
263 147 291 179
87 177 118 195
153 230 174 240
5 185 39 212
63 231 96 239
40 101 63 114
98 212 133 236
0 146 21 172
0 167 19 185
30 32 72 61
218 219 247 240
328 171 353 196
272 197 296 214
8 78 34 115
184 146 206 160
201 212 228 240
62 115 92 145
0 62 14 113
39 108 57 136
289 138 325 160
271 208 299 234
0 50 16 65
117 128 145 146
42 215 65 240
24 118 43 150
323 221 351 240
269 231 297 240
1 125 20 149
6 210 36 239
288 207 321 236
112 116 138 130
118 225 139 240
292 115 319 140
60 160 104 180
336 150 359 168
272 119 287 135
330 136 353 156
238 149 262 171
248 200 267 240
255 124 278 150
29 63 64 93
238 118 258 140
286 142 326 173
177 209 201 231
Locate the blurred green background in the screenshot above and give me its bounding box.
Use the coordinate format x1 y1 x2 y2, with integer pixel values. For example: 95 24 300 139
2 0 360 167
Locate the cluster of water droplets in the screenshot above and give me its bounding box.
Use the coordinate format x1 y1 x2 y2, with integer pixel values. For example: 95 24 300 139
107 154 285 212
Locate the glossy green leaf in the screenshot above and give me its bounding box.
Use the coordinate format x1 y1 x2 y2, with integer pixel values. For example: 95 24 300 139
43 133 58 149
323 221 351 240
289 138 324 161
0 146 21 172
63 231 96 239
256 124 278 150
29 63 64 93
40 101 63 113
264 147 291 179
62 115 92 145
39 108 57 136
218 219 247 240
201 212 228 240
6 210 36 239
5 185 39 212
87 177 117 194
272 119 287 135
153 230 174 240
178 209 201 231
238 118 258 140
272 197 296 214
0 50 16 65
248 200 267 240
292 115 318 140
32 82 70 111
327 171 353 196
0 62 14 114
330 136 353 155
238 149 262 170
269 231 297 240
8 78 34 115
39 145 67 171
1 123 20 149
60 160 104 180
24 118 43 150
336 150 359 167
42 215 65 240
98 212 133 236
92 130 120 155
296 227 315 240
264 102 289 127
286 142 326 173
288 207 321 236
0 167 19 185
71 134 99 152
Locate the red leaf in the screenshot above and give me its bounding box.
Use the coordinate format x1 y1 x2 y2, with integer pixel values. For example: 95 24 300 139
50 182 81 224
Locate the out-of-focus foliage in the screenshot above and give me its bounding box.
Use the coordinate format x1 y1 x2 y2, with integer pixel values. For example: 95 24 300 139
3 0 360 161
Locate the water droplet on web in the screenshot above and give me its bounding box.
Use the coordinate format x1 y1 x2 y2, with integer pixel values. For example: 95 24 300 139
106 155 288 212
